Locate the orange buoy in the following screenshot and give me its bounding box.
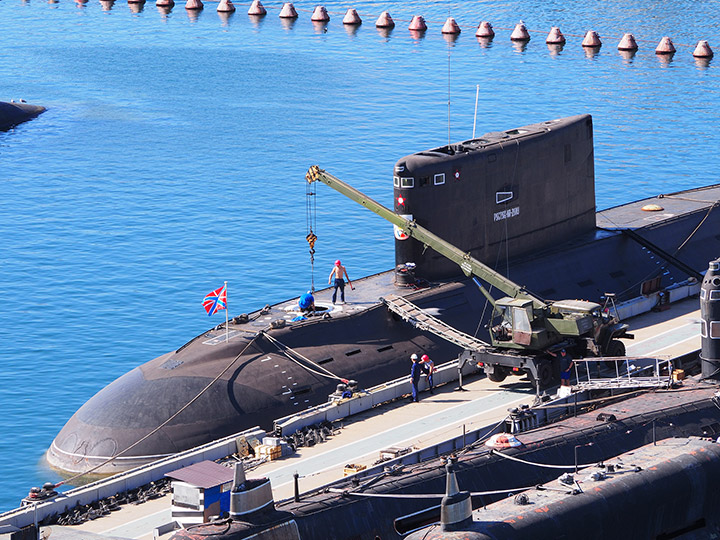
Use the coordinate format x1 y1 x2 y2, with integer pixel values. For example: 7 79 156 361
247 0 265 15
475 21 494 38
618 33 638 51
510 21 530 41
582 30 601 47
408 15 427 31
655 36 675 55
375 11 394 28
441 17 460 35
278 2 297 18
185 0 202 10
693 40 714 58
546 26 565 44
311 5 329 21
217 0 233 12
342 8 361 25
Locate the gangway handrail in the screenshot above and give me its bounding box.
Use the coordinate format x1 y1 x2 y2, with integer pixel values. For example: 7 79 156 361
570 355 674 390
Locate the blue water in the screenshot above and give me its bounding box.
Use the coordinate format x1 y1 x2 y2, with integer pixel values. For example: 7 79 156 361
1 0 719 512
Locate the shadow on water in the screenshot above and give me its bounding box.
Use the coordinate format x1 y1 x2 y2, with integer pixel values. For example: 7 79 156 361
217 10 234 27
247 13 265 29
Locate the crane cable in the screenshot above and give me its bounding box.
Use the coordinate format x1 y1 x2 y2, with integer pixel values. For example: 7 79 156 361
306 175 318 293
55 334 261 487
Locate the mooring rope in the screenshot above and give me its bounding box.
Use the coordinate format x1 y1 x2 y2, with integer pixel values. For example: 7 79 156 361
327 485 539 499
56 335 261 487
490 449 595 470
261 330 347 382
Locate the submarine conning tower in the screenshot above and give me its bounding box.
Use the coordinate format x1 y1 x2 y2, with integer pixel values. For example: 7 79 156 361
393 114 596 280
701 257 720 381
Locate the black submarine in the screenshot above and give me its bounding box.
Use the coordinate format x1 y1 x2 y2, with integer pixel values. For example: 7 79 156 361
47 114 720 475
167 379 720 540
0 100 45 130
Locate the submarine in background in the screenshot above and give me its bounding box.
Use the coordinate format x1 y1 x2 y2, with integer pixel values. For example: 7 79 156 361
0 100 45 130
47 114 720 476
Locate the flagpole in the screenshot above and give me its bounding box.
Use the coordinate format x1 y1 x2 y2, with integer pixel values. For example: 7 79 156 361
225 281 229 343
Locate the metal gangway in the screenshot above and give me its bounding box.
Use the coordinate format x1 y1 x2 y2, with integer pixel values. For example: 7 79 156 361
380 294 489 353
571 356 675 391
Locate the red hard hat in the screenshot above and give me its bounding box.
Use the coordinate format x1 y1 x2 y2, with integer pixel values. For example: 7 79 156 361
421 354 429 361
335 260 341 266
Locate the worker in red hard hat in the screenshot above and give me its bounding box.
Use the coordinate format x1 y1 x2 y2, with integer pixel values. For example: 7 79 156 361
421 354 435 394
328 259 354 305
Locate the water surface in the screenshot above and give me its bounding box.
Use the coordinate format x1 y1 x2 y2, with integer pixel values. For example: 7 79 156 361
1 0 719 512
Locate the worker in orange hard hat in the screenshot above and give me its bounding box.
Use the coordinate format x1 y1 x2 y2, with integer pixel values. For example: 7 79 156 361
421 354 435 394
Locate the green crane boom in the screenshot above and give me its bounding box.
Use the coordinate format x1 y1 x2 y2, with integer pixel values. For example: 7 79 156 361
305 165 547 310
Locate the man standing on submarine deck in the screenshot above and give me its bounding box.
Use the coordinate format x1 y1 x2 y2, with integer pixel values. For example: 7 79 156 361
328 259 353 304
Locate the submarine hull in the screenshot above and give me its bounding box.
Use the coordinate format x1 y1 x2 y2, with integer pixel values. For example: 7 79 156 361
0 101 45 130
47 286 481 474
47 115 720 475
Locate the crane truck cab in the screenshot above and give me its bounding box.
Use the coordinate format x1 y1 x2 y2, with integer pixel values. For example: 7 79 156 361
491 298 550 349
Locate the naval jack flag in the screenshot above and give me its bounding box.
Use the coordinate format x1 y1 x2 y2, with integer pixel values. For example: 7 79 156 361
202 282 229 342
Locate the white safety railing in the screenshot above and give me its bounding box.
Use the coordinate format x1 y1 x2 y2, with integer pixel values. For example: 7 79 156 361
571 356 674 391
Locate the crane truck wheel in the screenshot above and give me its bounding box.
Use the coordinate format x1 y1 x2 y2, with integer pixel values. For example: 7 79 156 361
606 339 626 357
487 368 507 383
603 340 626 370
533 362 554 390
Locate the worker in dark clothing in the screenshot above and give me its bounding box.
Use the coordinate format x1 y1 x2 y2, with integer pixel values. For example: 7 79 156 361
549 348 574 387
410 353 421 402
421 354 435 394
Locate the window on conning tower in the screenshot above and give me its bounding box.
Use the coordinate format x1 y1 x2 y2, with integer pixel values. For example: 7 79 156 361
711 321 720 339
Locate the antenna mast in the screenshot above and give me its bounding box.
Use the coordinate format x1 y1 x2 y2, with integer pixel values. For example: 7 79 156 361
473 84 480 138
447 46 451 147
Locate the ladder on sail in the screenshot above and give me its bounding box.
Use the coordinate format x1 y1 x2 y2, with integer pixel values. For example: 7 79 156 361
380 294 490 353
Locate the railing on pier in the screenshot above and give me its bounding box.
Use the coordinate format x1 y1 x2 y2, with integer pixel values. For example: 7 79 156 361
571 356 674 391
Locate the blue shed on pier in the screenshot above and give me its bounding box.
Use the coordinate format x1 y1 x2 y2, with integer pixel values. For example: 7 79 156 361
166 460 234 527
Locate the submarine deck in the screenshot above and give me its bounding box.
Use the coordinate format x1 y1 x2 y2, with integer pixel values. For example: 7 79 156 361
212 181 720 341
57 295 702 540
596 183 720 230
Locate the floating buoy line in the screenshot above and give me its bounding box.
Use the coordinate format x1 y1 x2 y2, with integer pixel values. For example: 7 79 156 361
71 0 717 63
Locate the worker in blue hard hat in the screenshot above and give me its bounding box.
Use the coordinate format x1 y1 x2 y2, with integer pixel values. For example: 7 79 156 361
298 291 315 313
